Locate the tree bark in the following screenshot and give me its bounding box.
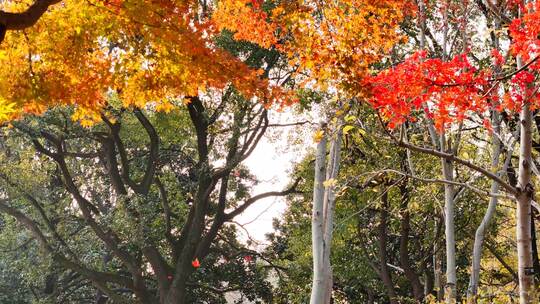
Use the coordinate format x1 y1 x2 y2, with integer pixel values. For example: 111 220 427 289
441 131 456 304
398 182 424 301
467 111 502 302
379 192 397 304
322 129 342 302
310 124 342 304
531 211 540 285
310 132 328 304
434 218 444 301
0 0 61 29
516 89 534 304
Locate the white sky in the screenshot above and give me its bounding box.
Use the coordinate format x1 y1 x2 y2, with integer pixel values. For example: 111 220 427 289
235 107 316 245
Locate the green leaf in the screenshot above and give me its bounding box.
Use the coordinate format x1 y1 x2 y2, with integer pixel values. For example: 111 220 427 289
343 125 355 134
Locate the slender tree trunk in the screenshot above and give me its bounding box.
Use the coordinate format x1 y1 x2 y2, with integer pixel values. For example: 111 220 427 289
516 92 534 304
424 269 434 297
322 130 342 302
310 133 327 304
467 111 502 302
310 125 342 304
399 183 424 301
433 218 445 301
367 289 375 304
96 253 112 304
379 192 397 304
441 131 456 303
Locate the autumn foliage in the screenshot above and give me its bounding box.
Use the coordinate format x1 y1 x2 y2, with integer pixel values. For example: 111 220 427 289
365 51 490 130
4 0 540 132
0 0 286 125
0 0 418 126
365 1 540 130
212 0 413 93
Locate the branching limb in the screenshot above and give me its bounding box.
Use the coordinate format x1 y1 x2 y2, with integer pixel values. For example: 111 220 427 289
0 0 61 42
224 177 302 220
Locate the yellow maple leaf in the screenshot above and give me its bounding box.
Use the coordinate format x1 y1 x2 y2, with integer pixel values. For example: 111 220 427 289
313 130 325 143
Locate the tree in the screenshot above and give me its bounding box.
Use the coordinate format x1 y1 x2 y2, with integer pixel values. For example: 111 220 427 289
0 89 300 303
7 0 540 303
365 1 540 302
310 123 342 304
214 2 413 303
0 0 287 123
0 0 61 42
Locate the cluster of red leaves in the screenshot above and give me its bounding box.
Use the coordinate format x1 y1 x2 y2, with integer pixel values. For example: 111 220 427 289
509 2 540 62
501 1 540 113
365 51 489 130
501 70 539 113
365 1 540 131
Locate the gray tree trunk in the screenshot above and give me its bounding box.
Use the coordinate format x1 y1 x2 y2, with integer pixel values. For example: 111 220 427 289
516 80 534 304
310 125 342 304
310 133 327 304
441 131 456 303
467 111 502 302
322 129 342 302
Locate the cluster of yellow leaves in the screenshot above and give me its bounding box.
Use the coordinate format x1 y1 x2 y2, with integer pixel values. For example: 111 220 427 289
213 0 414 96
0 96 17 122
312 129 324 143
213 0 278 49
0 1 114 123
0 0 285 124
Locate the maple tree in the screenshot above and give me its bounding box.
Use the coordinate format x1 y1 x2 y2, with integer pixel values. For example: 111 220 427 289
0 0 289 125
364 1 540 131
6 0 540 303
0 94 297 304
363 1 540 303
214 2 416 303
213 0 413 94
0 1 298 303
215 0 540 302
365 51 490 130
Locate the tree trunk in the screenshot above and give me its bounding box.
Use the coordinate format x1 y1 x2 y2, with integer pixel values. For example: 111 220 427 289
310 133 328 304
322 129 342 302
310 125 342 304
434 218 444 301
424 270 434 297
516 93 534 304
367 288 375 304
441 131 456 304
379 192 397 304
399 183 424 301
467 111 502 302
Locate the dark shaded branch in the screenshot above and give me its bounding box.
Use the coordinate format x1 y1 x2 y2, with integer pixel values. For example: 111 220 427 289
386 132 516 195
102 110 159 195
101 136 128 195
0 0 61 38
212 110 269 179
132 109 159 194
195 176 229 259
25 135 142 277
186 96 209 163
0 199 132 303
156 177 174 246
225 177 302 220
485 242 519 283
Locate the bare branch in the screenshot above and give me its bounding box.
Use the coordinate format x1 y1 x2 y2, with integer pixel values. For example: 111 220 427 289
0 0 61 34
225 177 302 220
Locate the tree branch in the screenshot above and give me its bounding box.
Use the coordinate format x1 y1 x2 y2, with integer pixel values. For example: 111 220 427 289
0 0 61 41
225 177 302 220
